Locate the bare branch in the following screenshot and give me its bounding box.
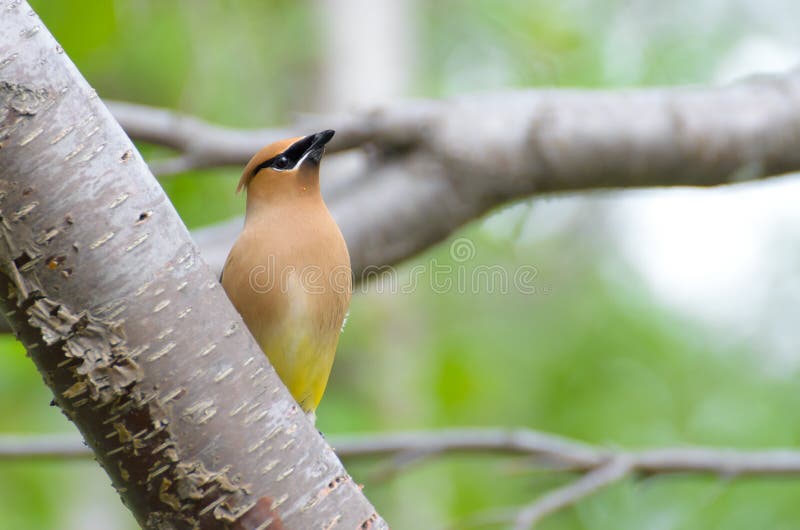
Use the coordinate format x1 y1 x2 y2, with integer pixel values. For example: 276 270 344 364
7 427 800 526
109 72 800 277
108 100 292 171
631 446 800 475
8 428 800 475
0 434 91 461
106 100 430 175
332 428 603 467
513 457 633 530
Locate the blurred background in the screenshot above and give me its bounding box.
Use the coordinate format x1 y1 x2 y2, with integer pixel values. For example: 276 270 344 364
5 0 800 528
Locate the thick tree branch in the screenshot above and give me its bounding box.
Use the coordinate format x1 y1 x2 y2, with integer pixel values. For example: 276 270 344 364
0 4 386 529
108 72 800 277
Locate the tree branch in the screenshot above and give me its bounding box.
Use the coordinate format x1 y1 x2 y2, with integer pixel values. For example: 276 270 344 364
106 100 428 175
109 72 800 278
6 427 800 527
0 3 386 529
0 434 91 460
334 428 800 476
11 428 800 475
513 457 633 530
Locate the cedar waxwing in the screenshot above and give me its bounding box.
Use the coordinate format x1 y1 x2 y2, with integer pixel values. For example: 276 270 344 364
221 130 351 419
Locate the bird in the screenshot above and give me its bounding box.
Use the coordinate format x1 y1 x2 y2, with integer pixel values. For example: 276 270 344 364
221 130 351 421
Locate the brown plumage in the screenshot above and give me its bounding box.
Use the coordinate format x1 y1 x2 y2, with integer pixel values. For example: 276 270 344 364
221 131 351 417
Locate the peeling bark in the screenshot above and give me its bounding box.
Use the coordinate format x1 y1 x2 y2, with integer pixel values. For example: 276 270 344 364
0 3 387 529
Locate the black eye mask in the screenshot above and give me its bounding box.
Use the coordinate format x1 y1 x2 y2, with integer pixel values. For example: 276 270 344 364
254 134 316 173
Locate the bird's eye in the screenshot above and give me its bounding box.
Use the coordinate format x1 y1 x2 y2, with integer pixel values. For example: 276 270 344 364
273 155 290 170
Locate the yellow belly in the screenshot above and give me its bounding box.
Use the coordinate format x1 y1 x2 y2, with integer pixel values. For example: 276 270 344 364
257 324 337 413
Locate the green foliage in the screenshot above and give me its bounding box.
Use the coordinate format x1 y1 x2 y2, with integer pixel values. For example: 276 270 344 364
325 225 800 529
5 1 798 528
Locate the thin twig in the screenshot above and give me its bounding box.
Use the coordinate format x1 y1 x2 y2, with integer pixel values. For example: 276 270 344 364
365 448 437 484
513 457 633 530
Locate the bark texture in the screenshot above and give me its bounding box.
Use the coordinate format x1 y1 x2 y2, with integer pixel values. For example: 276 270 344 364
0 3 386 529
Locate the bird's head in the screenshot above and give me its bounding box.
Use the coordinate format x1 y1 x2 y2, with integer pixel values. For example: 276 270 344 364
237 130 335 201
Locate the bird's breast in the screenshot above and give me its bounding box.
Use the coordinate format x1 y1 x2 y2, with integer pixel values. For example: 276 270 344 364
223 210 351 342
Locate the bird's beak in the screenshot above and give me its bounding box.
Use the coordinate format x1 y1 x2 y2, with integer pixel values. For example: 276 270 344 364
302 129 335 165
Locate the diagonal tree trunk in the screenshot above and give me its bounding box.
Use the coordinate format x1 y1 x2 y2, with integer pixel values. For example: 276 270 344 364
0 2 386 529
